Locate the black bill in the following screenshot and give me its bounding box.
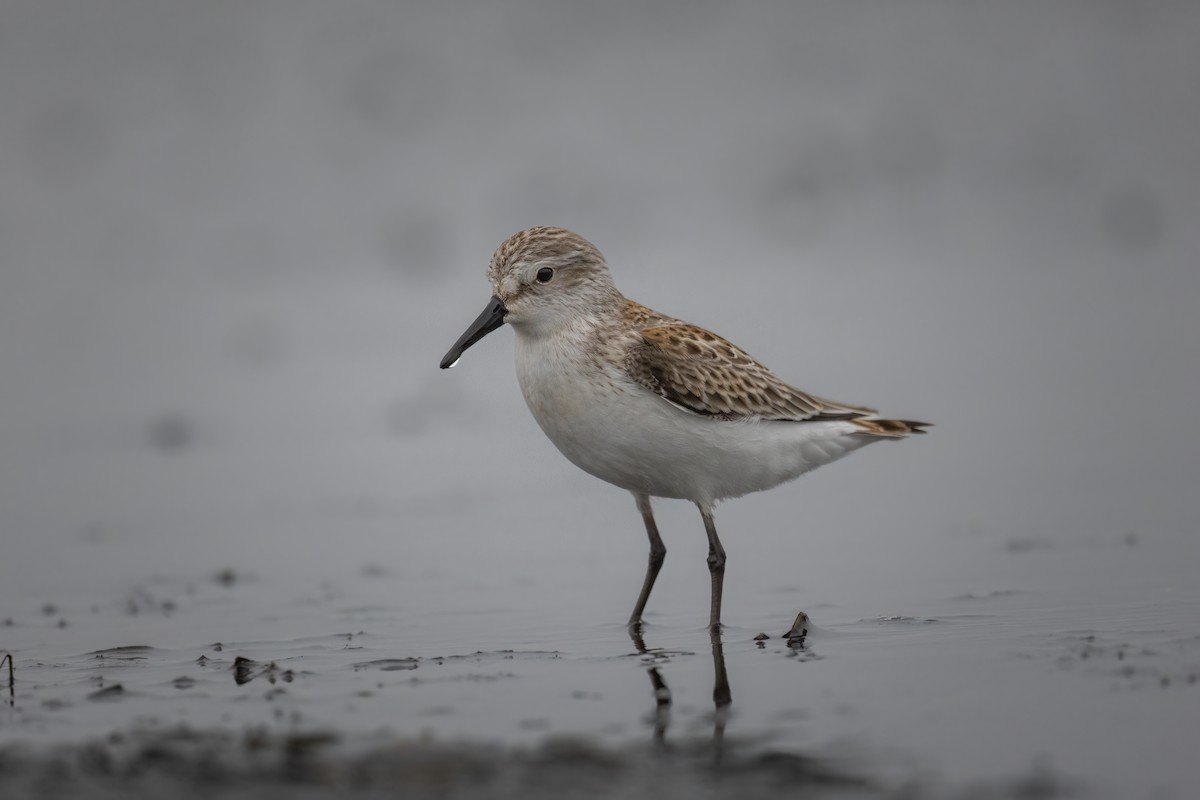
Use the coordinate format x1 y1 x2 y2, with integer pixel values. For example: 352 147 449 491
439 296 508 369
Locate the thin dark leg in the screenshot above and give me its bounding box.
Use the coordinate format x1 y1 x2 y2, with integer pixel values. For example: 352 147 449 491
709 625 731 709
699 505 726 631
628 493 666 628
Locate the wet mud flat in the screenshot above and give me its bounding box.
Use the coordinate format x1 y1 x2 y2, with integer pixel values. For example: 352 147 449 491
0 733 1085 800
0 698 1072 800
3 560 1197 800
0 726 897 800
1 637 884 800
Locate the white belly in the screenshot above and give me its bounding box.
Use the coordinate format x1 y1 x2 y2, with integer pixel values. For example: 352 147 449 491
514 332 871 505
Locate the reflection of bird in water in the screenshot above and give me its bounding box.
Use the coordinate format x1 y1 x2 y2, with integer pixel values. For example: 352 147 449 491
629 626 731 752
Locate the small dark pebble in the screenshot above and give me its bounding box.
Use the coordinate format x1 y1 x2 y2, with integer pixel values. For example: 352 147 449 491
233 657 258 686
173 676 196 690
754 633 769 641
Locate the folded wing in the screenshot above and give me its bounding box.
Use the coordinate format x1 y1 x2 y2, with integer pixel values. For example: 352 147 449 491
625 323 878 422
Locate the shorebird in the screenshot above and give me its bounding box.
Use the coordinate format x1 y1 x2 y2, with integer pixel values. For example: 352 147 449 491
440 227 927 630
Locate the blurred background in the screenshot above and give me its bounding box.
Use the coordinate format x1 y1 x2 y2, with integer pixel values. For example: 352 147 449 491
1 1 1197 630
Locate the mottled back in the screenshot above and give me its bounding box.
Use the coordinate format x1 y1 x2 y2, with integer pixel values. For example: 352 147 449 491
621 301 876 422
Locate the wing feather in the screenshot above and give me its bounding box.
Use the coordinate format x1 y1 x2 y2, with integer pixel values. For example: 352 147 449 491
624 322 876 422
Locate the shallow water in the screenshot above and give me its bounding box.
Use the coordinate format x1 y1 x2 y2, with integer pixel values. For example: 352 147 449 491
3 500 1197 797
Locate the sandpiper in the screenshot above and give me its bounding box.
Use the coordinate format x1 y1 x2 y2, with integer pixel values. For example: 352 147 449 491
441 227 928 630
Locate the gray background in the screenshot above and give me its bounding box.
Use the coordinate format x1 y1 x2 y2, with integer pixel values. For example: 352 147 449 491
3 1 1196 578
1 3 1198 794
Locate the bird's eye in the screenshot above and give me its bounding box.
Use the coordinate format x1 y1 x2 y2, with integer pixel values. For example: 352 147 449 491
536 267 554 283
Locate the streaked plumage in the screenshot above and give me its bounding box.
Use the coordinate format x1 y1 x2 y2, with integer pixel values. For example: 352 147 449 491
441 226 928 630
628 316 876 423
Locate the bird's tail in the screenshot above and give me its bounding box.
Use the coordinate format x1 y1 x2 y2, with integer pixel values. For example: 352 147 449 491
850 418 931 438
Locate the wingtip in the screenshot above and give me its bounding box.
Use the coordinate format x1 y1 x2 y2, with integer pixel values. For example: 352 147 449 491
851 418 932 438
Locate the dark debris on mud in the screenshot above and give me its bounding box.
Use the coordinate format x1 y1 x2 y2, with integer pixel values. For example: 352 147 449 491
1052 632 1200 690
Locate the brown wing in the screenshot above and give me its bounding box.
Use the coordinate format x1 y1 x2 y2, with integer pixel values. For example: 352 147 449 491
625 323 877 422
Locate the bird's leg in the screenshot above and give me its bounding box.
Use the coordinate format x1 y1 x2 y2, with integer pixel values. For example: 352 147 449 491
699 505 727 631
709 623 731 708
628 493 666 629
